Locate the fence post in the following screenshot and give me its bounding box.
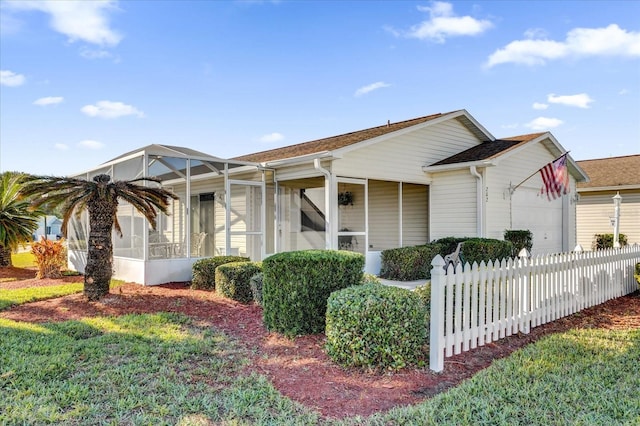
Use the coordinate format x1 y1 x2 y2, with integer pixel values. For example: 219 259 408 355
430 254 446 372
519 248 530 334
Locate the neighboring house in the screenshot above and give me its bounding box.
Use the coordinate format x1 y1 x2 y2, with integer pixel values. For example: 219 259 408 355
576 155 640 248
67 109 588 284
33 215 63 241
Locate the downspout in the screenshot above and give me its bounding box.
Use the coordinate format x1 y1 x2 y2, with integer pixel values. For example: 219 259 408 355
470 166 484 237
314 158 332 249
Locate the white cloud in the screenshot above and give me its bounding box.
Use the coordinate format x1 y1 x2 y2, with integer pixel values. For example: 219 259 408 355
81 100 144 119
78 140 104 150
486 24 640 67
395 1 492 43
259 132 284 143
33 96 64 106
3 0 122 46
532 102 548 110
354 81 391 97
55 143 69 150
1 69 26 86
525 117 564 130
547 93 594 109
619 89 629 95
79 47 115 60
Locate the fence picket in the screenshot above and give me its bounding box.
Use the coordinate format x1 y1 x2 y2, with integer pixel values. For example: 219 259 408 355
430 245 640 372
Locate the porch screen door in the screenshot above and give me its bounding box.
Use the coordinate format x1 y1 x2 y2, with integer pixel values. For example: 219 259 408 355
337 178 366 254
227 180 264 260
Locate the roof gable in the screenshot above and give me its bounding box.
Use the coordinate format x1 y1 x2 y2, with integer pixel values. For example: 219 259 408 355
430 133 544 166
232 110 491 164
577 155 640 189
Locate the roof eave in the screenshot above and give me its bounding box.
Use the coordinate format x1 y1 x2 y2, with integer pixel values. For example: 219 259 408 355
422 159 498 173
577 184 640 192
262 151 340 168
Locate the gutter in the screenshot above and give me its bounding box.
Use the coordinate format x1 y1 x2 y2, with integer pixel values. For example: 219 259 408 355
470 166 484 238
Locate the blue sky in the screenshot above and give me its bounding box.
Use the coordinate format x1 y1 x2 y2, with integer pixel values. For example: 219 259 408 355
1 0 639 176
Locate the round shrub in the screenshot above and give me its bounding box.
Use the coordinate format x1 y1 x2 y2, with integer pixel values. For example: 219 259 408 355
262 250 365 337
191 256 249 290
325 283 427 370
215 261 262 304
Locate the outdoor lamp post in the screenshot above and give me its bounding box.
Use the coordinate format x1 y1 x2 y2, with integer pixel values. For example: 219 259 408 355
612 192 622 248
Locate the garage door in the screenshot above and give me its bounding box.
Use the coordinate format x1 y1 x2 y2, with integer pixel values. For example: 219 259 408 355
512 186 563 254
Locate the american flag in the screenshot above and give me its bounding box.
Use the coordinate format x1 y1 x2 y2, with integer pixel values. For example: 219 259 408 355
540 153 569 200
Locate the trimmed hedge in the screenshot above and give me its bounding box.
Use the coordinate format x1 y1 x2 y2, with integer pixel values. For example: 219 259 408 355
504 230 533 255
635 262 640 289
413 282 432 330
593 233 628 250
432 237 470 256
379 243 443 281
262 250 364 337
380 237 514 281
461 238 514 265
191 256 249 290
215 261 262 304
325 283 427 370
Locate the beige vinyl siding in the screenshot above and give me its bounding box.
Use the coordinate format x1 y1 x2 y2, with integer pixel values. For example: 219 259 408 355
430 170 476 240
332 119 481 183
484 143 578 252
577 190 640 248
368 180 400 250
402 183 429 246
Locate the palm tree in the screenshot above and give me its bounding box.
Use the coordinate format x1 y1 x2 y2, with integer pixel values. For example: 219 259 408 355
21 174 178 300
0 172 42 267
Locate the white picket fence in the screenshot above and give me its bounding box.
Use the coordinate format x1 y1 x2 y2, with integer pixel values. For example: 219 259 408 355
429 244 640 372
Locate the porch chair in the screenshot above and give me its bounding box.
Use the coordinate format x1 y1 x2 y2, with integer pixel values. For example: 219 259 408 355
443 242 464 273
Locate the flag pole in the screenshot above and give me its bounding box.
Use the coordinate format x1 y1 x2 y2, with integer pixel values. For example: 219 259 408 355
509 151 569 195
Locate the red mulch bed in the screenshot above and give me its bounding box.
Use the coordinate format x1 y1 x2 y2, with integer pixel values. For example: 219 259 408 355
1 267 639 420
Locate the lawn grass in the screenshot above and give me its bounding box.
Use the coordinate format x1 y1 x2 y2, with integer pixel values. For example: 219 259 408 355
1 268 637 425
11 250 36 268
1 312 638 425
0 279 126 311
0 313 320 425
365 328 640 426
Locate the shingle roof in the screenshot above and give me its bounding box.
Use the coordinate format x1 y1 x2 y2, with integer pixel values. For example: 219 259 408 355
232 112 452 163
430 133 545 166
576 154 640 189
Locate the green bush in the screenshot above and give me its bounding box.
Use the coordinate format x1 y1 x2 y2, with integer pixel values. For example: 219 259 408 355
635 262 640 289
462 238 514 265
413 282 432 331
592 233 628 250
191 256 249 290
250 272 264 305
504 230 533 255
379 243 443 281
215 261 262 304
432 237 470 256
361 273 381 285
325 283 427 370
262 250 364 337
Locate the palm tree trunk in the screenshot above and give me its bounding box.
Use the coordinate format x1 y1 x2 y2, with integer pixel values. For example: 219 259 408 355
84 198 117 301
0 245 12 267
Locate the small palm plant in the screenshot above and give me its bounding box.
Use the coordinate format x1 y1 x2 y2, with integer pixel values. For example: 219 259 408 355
21 174 177 300
0 172 42 267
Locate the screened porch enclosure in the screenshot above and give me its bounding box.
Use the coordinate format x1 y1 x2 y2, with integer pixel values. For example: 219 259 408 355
275 176 430 274
66 145 266 285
